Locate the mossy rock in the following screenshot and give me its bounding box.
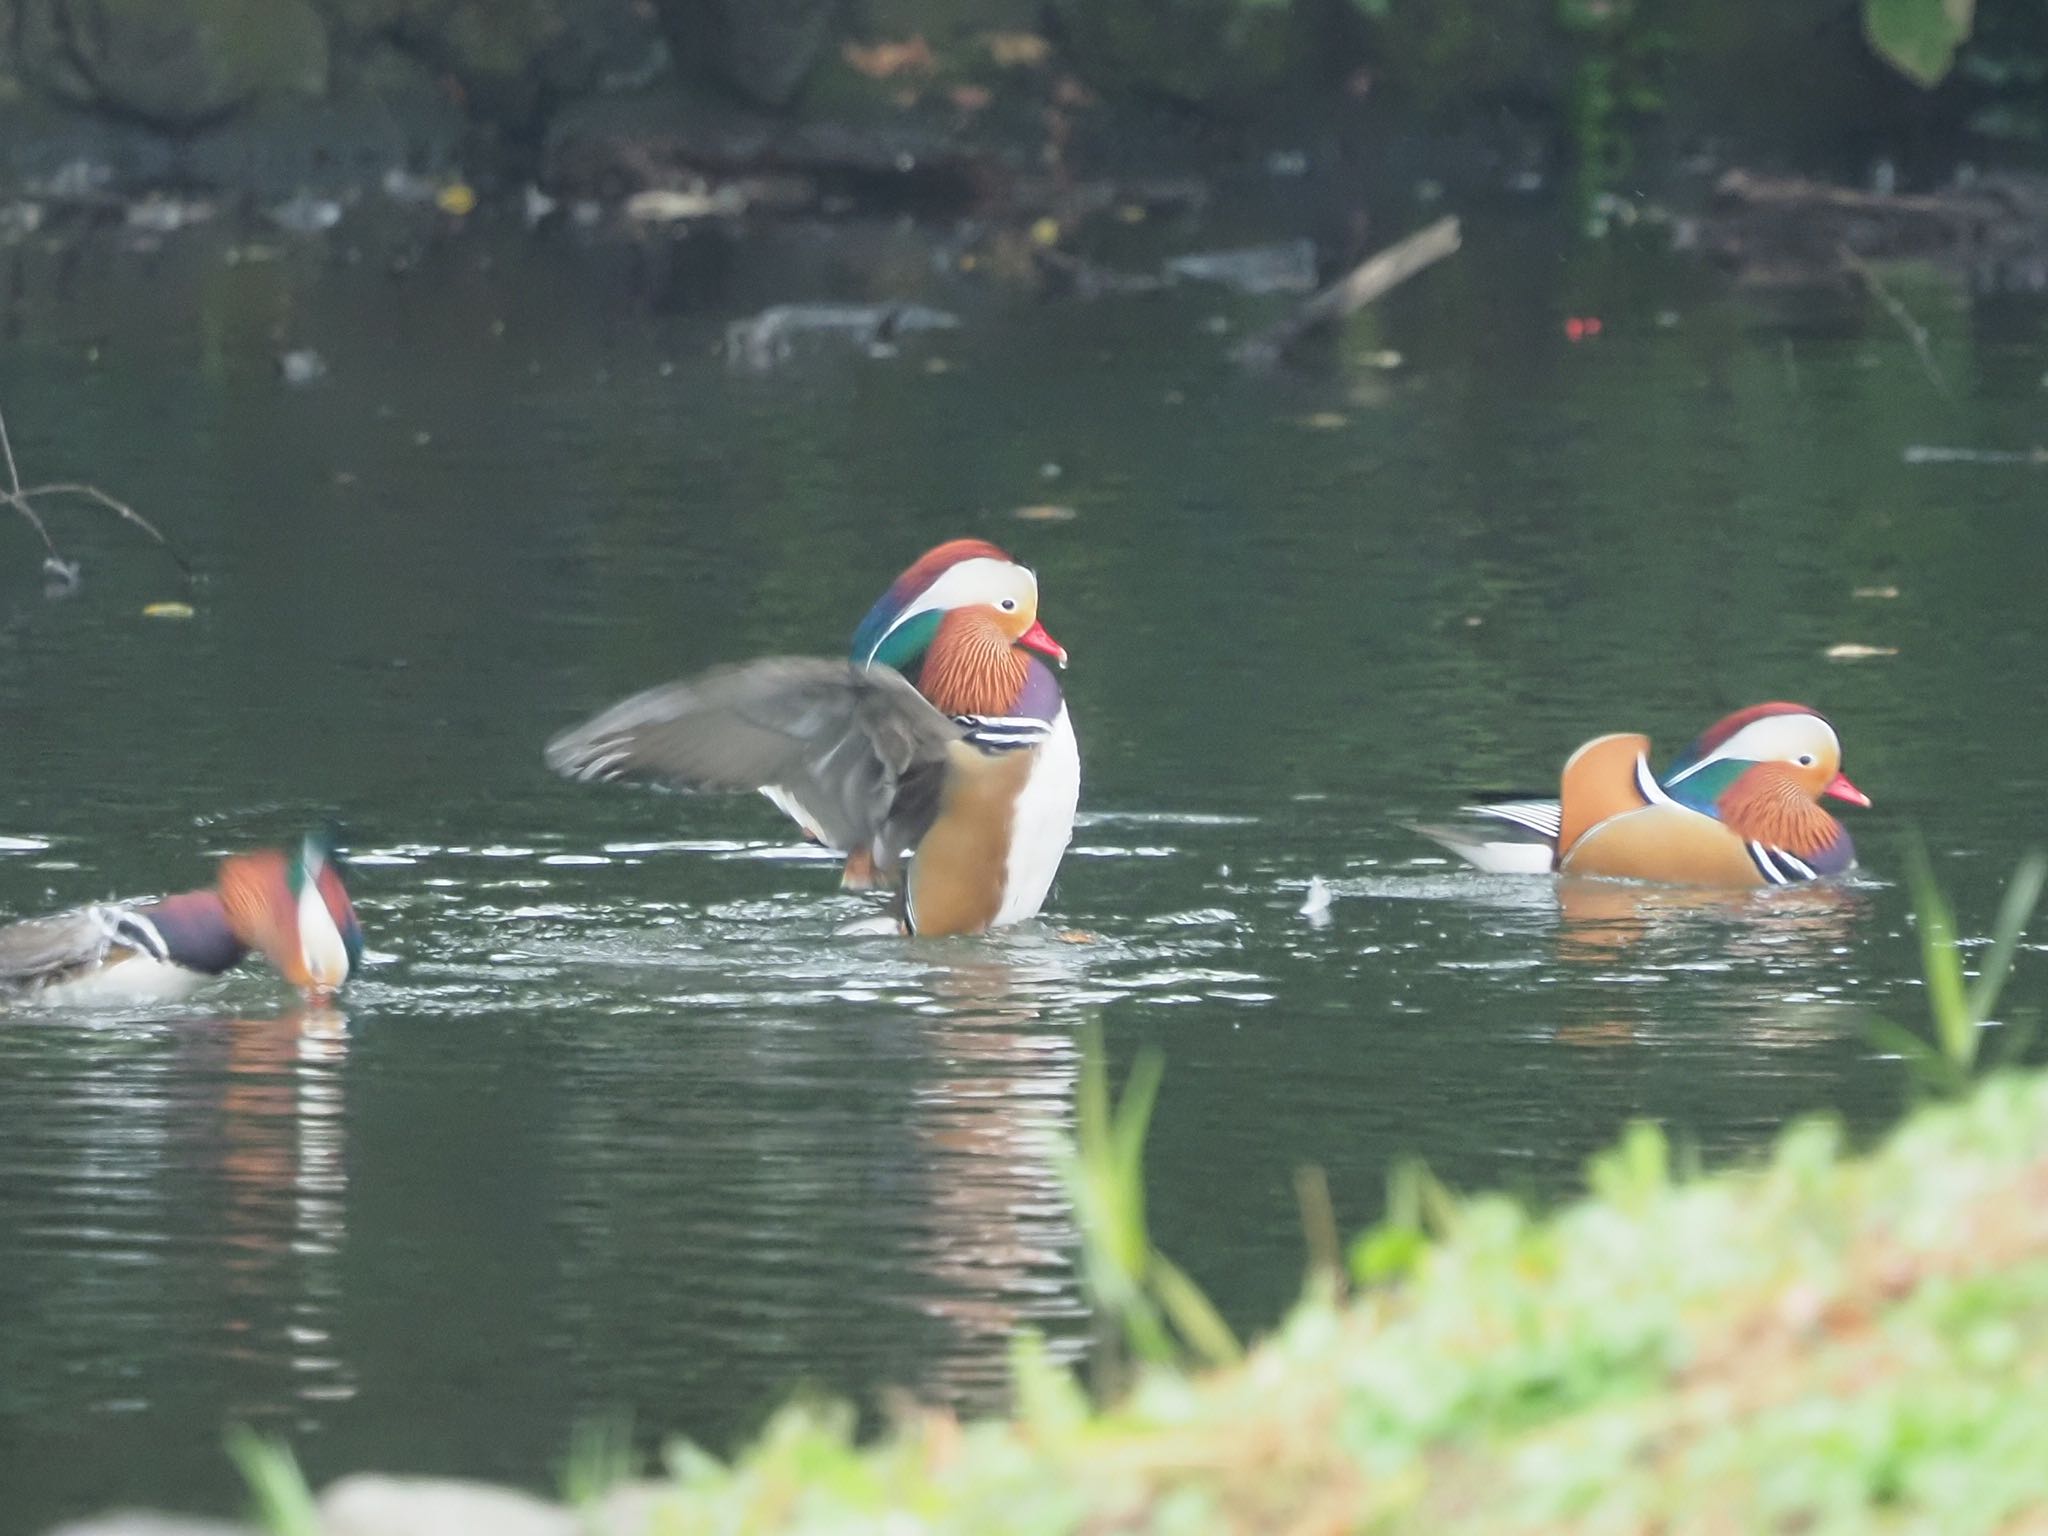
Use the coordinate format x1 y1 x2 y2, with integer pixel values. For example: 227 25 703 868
316 0 664 128
15 0 328 131
650 0 849 108
1046 0 1300 109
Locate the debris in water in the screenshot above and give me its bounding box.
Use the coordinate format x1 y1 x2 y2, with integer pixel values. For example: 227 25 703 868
842 35 935 78
522 184 559 226
276 349 328 386
625 186 747 223
724 303 960 370
1014 505 1077 523
381 168 438 204
985 31 1051 67
143 601 195 620
126 195 214 232
0 202 46 238
1299 876 1334 928
268 192 343 234
1167 239 1319 295
1825 643 1900 660
435 182 478 217
1853 585 1901 599
1303 412 1348 430
1903 444 2048 465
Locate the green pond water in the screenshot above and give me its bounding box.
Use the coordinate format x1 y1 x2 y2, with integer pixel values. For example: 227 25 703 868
0 206 2043 1531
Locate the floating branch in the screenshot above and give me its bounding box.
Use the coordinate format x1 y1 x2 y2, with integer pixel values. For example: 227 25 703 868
1234 216 1462 369
0 402 195 595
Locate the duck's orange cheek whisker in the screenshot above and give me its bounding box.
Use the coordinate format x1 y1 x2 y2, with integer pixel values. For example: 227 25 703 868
1825 772 1872 809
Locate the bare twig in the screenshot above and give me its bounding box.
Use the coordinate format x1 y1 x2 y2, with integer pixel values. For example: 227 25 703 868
1837 243 1955 404
0 403 22 498
1235 216 1462 368
0 403 195 591
14 483 194 577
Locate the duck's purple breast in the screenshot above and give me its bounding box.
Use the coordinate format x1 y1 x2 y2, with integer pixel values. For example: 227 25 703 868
133 890 247 975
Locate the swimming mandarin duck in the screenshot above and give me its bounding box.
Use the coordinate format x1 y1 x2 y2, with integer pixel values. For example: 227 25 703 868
0 833 363 1005
1415 703 1869 887
546 539 1080 936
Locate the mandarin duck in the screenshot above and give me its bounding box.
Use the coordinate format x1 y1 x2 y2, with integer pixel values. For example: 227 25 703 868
1415 703 1869 887
0 833 363 1005
546 539 1079 936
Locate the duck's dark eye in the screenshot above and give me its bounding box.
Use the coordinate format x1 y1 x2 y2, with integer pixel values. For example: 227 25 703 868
1797 754 1815 766
1000 598 1017 611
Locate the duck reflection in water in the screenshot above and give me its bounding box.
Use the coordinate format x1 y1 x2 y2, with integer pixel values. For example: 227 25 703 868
894 944 1091 1410
212 1006 355 1409
1550 879 1868 1048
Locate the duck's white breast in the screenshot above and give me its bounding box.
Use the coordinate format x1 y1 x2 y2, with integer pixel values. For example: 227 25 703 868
994 705 1080 927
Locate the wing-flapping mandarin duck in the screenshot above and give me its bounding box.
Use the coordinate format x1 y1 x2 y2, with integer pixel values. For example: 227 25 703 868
0 833 362 1005
1415 703 1869 887
546 539 1080 937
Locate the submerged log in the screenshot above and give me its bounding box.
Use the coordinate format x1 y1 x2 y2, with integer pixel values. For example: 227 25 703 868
1684 169 2048 293
1233 216 1461 368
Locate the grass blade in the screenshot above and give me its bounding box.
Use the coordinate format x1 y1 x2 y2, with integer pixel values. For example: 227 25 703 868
1905 838 1975 1068
1967 849 2047 1026
1149 1253 1242 1367
225 1429 321 1536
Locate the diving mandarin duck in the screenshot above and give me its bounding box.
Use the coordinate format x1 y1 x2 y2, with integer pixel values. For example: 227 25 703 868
1415 703 1869 887
0 833 363 1005
546 539 1080 936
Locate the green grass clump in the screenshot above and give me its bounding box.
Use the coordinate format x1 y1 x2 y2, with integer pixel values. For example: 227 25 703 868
573 1068 2048 1535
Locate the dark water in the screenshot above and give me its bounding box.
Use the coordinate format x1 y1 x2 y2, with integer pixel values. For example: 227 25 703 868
1 208 2044 1530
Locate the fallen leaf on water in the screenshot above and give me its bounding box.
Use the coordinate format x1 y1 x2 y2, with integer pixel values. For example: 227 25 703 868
1826 643 1899 660
1852 585 1901 599
143 602 195 620
1055 929 1100 944
985 31 1051 67
1014 504 1077 523
1029 216 1062 247
434 183 476 217
843 35 934 79
1303 412 1348 430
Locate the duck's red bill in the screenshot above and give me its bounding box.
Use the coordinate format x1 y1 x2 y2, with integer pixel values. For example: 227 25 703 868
1825 772 1871 808
1018 619 1067 668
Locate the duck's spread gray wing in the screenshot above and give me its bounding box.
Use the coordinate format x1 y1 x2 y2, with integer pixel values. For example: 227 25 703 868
544 658 961 855
0 906 132 984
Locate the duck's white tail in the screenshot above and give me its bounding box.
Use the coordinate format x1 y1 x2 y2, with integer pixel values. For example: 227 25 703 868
1408 800 1562 875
